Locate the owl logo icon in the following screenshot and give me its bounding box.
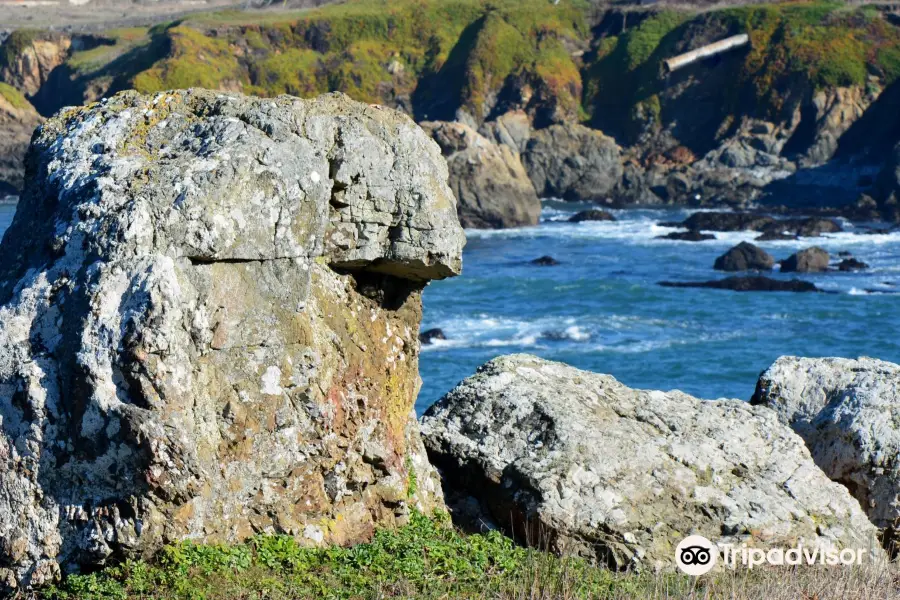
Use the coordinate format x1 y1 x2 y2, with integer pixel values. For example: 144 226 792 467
675 535 717 575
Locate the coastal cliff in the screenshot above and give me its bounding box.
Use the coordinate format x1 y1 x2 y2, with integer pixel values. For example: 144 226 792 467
2 0 900 222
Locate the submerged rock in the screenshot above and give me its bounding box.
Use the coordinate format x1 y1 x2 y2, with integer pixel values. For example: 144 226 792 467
755 231 797 241
421 355 882 570
530 255 560 266
751 357 900 540
760 217 842 238
522 123 622 202
0 90 464 590
838 257 869 271
781 247 830 273
713 242 774 271
679 212 775 232
660 276 818 292
568 209 616 223
656 230 715 241
421 121 540 229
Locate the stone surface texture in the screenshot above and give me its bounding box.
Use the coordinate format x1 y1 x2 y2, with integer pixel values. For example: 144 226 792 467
0 89 464 590
421 354 882 571
751 356 900 533
421 120 540 229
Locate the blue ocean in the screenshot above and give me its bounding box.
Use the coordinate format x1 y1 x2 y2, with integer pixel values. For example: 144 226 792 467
417 201 900 412
1 200 897 414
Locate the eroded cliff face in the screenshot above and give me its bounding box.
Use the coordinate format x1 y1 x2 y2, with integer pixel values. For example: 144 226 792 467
2 1 900 215
0 89 464 592
0 85 41 193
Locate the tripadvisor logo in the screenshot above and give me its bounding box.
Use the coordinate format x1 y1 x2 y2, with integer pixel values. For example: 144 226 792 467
675 535 717 576
675 535 872 576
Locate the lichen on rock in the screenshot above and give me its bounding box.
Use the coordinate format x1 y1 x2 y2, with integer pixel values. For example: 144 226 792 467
421 354 884 571
0 88 464 591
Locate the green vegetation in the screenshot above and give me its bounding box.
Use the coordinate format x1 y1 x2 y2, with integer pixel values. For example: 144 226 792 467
132 26 242 93
0 82 32 111
38 512 653 600
583 1 900 141
65 28 153 76
0 29 39 69
35 511 900 600
5 0 900 137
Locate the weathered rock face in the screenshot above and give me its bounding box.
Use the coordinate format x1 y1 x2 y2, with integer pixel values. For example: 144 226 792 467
781 247 830 273
876 142 900 221
421 355 882 570
0 89 464 591
751 357 900 536
0 87 41 192
421 121 540 229
522 123 622 202
713 242 774 272
0 33 71 98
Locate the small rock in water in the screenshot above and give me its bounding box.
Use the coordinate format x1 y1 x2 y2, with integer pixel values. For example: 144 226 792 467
660 276 818 293
655 229 715 241
780 247 830 273
837 258 869 271
713 242 774 271
530 255 560 266
838 251 853 258
568 209 616 223
419 328 447 345
680 211 775 232
755 231 797 241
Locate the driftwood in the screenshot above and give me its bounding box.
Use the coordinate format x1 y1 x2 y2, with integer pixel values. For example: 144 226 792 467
663 34 750 74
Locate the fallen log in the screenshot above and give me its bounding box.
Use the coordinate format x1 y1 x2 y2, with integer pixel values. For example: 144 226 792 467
662 33 750 74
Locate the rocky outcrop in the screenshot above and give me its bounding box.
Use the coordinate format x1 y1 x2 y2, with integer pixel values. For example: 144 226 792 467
0 32 71 98
781 247 830 273
660 276 819 293
479 110 532 154
875 142 900 221
713 242 774 272
421 355 882 570
0 89 464 591
750 357 900 537
522 123 622 202
838 257 868 271
0 85 41 192
421 121 540 229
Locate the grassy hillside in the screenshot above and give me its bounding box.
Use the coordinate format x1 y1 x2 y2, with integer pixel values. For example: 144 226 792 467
5 0 900 136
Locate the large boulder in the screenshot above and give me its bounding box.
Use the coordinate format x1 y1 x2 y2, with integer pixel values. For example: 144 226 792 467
780 247 830 273
0 89 464 591
421 121 540 229
522 123 622 202
0 84 41 193
751 357 900 536
713 242 774 271
421 355 882 570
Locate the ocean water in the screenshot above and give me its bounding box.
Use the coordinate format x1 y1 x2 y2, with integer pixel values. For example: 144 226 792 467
417 201 900 412
1 200 897 413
